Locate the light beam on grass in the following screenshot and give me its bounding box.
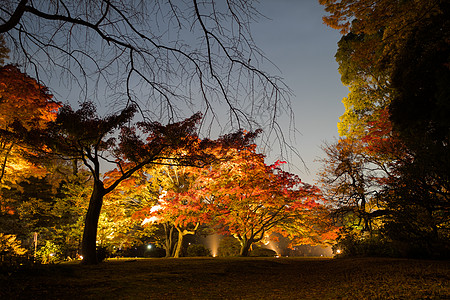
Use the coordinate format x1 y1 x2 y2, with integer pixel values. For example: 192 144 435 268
204 233 220 257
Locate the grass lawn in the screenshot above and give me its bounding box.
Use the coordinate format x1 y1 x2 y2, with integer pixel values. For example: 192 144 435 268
1 257 449 299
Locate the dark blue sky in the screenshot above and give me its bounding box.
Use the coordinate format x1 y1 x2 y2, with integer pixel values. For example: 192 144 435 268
253 1 348 184
6 1 348 185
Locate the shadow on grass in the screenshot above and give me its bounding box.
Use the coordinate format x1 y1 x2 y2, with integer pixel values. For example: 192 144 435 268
1 257 449 299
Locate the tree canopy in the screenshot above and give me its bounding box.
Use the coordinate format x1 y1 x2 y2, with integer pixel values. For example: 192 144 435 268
319 0 450 258
0 64 60 185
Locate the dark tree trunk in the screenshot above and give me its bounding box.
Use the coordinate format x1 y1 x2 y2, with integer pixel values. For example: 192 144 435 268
81 180 105 264
239 238 253 257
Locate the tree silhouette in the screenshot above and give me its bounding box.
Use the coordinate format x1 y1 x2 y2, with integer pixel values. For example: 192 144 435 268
1 0 291 138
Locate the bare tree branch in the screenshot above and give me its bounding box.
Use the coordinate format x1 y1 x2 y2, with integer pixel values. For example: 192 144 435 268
1 0 294 157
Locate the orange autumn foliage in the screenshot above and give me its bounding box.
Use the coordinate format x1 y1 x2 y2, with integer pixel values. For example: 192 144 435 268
0 65 60 185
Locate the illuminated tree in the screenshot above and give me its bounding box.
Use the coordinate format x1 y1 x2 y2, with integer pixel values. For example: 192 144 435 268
134 130 261 257
137 165 202 258
0 65 60 185
196 148 334 256
0 233 27 257
23 102 217 264
99 175 152 253
320 0 443 141
1 0 291 139
0 157 94 259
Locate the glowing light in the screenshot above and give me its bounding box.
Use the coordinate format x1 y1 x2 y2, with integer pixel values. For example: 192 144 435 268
336 249 341 254
142 216 160 225
142 191 167 225
265 239 279 256
147 244 152 250
159 190 167 200
79 255 84 260
150 205 162 213
204 233 220 257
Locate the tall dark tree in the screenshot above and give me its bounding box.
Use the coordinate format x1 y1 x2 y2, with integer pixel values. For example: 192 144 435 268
320 0 450 257
385 2 450 257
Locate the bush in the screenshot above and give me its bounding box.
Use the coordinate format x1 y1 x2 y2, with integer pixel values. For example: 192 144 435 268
96 246 109 262
250 246 277 257
333 232 398 258
36 241 63 264
217 236 241 257
143 246 166 258
186 244 211 257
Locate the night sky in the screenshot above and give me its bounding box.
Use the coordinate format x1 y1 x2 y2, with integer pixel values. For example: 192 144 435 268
252 1 348 184
9 1 349 185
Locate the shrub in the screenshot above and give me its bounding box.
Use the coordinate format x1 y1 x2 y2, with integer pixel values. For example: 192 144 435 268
96 246 109 262
36 241 63 264
186 244 211 257
333 232 398 258
250 246 277 257
217 236 240 257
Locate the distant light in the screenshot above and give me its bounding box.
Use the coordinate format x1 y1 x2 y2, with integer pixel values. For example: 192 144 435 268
50 253 54 257
79 255 84 260
336 249 341 254
147 244 152 250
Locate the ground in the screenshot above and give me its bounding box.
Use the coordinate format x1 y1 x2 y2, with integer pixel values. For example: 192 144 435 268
1 257 449 299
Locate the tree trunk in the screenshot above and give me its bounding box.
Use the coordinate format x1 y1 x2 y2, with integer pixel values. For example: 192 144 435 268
173 229 184 258
239 238 253 257
81 180 105 264
163 223 176 258
173 224 199 258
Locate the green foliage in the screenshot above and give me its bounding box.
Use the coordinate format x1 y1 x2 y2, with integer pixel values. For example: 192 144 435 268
36 241 63 264
186 244 211 257
321 0 449 259
0 169 89 259
217 236 241 257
